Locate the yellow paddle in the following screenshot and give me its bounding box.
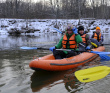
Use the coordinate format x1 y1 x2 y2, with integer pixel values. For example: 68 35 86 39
75 66 110 82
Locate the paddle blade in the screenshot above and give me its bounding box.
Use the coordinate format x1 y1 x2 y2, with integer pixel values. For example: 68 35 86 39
20 47 37 50
90 51 110 61
75 66 110 82
99 54 110 61
53 28 63 34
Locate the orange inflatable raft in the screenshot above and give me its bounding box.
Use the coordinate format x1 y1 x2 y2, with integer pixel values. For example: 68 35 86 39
29 46 105 71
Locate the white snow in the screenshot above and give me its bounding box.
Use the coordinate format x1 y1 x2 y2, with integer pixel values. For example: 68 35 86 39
0 18 110 36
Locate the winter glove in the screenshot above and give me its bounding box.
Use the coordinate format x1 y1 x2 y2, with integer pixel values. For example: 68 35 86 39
49 46 55 52
72 27 78 34
86 46 90 50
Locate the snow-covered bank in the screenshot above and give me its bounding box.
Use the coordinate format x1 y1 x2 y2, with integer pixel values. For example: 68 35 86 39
0 19 110 35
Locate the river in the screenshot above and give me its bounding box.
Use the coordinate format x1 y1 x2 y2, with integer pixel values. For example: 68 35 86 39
0 33 110 93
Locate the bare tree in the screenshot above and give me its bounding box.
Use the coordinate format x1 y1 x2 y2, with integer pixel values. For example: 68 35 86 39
0 0 110 19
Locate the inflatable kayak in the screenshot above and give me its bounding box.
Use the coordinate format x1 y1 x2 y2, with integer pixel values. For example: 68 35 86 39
29 46 105 71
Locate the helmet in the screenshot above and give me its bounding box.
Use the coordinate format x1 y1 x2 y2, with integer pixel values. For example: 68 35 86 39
78 26 84 32
96 26 100 30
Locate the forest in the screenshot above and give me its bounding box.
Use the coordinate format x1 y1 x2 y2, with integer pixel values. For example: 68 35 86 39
0 0 110 19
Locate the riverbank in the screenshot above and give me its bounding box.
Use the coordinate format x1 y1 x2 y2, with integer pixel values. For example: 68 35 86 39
0 19 110 35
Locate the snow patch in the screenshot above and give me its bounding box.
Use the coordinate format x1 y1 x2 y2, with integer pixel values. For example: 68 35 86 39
0 18 109 36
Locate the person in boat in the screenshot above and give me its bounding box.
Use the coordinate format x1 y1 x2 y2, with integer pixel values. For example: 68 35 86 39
91 26 103 46
77 26 92 51
49 26 82 59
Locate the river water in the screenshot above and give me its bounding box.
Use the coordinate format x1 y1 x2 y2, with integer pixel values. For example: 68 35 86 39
0 33 110 93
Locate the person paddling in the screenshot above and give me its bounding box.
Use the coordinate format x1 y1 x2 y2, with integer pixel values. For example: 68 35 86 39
91 26 103 46
77 26 92 51
49 25 82 59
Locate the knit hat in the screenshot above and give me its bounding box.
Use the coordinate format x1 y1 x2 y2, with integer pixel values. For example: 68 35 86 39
66 26 73 31
78 26 84 31
96 27 100 30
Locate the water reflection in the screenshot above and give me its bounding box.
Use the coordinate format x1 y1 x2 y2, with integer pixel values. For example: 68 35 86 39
0 33 110 93
0 49 48 93
0 33 62 50
103 34 110 44
31 71 64 92
30 54 110 93
30 68 83 93
0 33 110 50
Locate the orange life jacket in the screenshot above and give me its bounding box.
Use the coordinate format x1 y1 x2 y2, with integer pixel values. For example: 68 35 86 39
62 34 77 49
93 33 101 42
81 34 86 43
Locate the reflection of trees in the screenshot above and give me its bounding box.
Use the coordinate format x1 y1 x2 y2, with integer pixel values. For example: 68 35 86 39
0 34 62 50
63 68 82 92
1 34 110 51
64 75 83 92
0 35 40 50
30 68 82 92
103 34 110 44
